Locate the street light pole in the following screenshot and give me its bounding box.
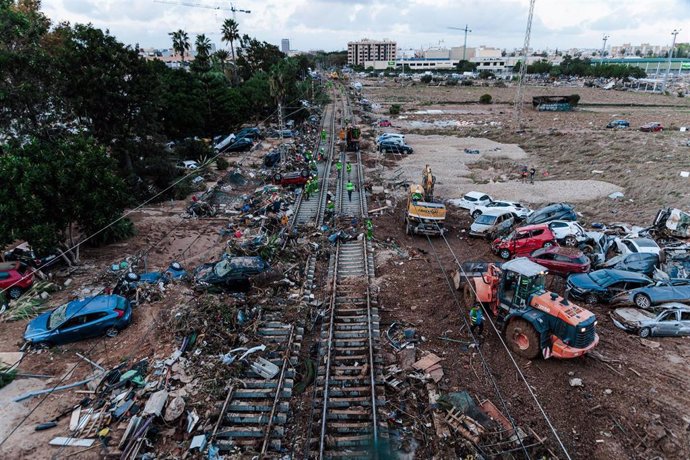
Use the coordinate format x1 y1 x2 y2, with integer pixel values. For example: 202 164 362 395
601 34 609 58
661 29 680 94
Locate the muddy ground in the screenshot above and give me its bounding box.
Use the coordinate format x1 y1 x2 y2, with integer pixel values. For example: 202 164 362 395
359 81 690 459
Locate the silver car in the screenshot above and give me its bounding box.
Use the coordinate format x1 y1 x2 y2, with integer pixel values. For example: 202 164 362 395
611 304 690 337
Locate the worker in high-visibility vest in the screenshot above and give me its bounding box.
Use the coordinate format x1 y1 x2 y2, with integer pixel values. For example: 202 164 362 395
346 181 355 201
346 162 352 177
336 161 343 178
366 219 373 240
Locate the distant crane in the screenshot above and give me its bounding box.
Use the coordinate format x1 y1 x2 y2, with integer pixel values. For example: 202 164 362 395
153 1 250 20
600 34 609 57
447 25 471 61
514 0 536 129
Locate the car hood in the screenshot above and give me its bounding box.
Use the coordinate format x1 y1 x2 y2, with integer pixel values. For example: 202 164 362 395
611 308 655 330
24 311 51 341
568 273 603 291
470 222 492 233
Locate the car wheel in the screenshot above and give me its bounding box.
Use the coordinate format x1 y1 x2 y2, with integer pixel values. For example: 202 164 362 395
634 294 651 309
639 327 651 338
472 210 482 219
300 169 310 178
273 173 282 182
543 241 554 249
499 249 511 260
105 327 119 338
8 286 24 300
564 236 577 247
584 293 598 305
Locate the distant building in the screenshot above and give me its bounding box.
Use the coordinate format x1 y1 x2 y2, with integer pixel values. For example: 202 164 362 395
281 39 290 54
610 43 671 57
348 38 397 67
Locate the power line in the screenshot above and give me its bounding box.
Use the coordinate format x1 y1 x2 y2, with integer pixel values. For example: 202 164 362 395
434 225 572 460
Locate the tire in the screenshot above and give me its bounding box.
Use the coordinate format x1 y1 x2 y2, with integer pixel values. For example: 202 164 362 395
543 241 554 249
300 169 309 178
105 327 119 338
584 293 598 305
505 319 541 359
639 327 651 338
472 210 482 219
274 173 282 182
634 294 652 309
564 236 578 247
8 286 24 300
499 249 511 260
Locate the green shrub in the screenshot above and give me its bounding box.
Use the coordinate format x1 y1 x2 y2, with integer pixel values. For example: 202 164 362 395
216 157 229 170
420 75 432 84
461 80 473 86
479 70 495 79
446 79 458 86
87 218 136 247
479 94 493 104
389 104 401 115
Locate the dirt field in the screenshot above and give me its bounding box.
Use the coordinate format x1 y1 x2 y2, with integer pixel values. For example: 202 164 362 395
359 81 690 459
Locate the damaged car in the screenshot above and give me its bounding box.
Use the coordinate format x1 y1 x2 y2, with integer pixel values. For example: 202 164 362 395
653 208 690 239
566 269 653 304
524 203 576 225
626 278 690 309
469 209 515 238
601 252 659 276
611 305 690 337
194 256 272 291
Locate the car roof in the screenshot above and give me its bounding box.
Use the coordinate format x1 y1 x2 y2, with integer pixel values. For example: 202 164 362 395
482 208 514 216
596 269 652 282
464 191 488 198
515 223 550 232
65 295 125 316
540 246 585 257
655 302 690 311
502 257 547 277
625 237 659 247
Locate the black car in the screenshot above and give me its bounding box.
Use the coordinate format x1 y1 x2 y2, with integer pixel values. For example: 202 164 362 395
235 127 261 140
606 120 630 129
524 203 576 225
194 256 272 292
601 252 659 276
566 269 653 304
264 151 281 167
3 244 62 270
223 137 253 153
378 141 413 154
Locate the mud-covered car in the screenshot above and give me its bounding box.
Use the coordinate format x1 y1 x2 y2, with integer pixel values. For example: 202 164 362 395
524 203 576 225
626 278 690 309
611 305 690 337
194 256 272 291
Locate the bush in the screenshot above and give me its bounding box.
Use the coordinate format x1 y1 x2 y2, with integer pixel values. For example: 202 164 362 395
389 104 401 115
461 80 474 86
479 70 495 79
87 218 136 247
420 75 432 84
216 157 229 170
446 78 458 86
479 94 493 104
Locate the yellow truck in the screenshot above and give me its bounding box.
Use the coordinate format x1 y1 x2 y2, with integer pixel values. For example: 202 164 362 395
405 184 447 236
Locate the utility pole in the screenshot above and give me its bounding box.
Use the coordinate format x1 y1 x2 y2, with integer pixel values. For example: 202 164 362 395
661 29 680 94
514 0 536 129
447 25 472 61
601 34 609 58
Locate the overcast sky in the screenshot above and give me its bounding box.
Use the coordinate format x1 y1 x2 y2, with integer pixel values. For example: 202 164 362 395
42 0 688 52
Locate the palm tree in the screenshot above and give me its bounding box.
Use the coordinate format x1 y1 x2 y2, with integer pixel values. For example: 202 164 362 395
221 18 240 62
169 29 190 64
214 49 230 73
194 34 212 71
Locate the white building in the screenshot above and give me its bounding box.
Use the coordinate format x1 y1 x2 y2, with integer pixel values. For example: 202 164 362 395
348 38 397 67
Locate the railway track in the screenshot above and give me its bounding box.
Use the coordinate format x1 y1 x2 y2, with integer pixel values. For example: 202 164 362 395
309 85 387 459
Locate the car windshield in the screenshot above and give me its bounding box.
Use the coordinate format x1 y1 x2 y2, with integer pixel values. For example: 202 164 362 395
475 215 497 225
48 303 68 329
589 271 613 285
464 195 477 202
635 239 657 248
574 255 590 264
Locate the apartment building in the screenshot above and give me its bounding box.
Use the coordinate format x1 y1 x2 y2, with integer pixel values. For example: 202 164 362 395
347 38 397 67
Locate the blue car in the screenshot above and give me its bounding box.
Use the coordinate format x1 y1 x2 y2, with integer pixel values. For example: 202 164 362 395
627 278 690 309
24 295 132 346
566 269 653 304
606 119 630 129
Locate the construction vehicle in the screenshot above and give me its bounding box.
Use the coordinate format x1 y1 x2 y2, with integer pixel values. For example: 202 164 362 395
345 126 360 152
422 164 435 201
454 258 599 359
404 166 446 236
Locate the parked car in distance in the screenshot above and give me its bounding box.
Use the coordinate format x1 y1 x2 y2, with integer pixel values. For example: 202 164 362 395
274 169 310 187
611 305 690 337
194 256 272 292
452 191 493 210
614 237 661 256
469 209 514 237
528 246 590 276
640 122 663 132
524 203 577 225
0 262 34 299
213 134 236 152
376 133 404 144
606 120 630 129
491 223 557 260
235 127 261 140
224 138 253 152
3 242 62 271
566 269 653 304
23 295 133 346
601 252 659 276
469 200 532 220
176 160 199 170
626 278 690 309
378 120 392 127
378 141 413 154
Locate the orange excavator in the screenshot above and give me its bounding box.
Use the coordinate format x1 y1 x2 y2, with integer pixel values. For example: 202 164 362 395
455 258 599 359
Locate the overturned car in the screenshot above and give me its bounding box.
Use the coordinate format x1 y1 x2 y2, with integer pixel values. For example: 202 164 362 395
653 208 690 239
194 256 274 292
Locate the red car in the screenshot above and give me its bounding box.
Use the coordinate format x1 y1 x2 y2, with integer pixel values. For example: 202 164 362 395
0 261 34 299
491 224 557 260
640 122 663 132
273 169 310 187
379 120 392 127
528 246 590 276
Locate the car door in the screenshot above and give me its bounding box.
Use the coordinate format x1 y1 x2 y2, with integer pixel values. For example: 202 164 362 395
549 221 569 239
652 311 680 337
669 280 690 302
535 252 556 272
679 311 690 336
527 229 545 253
83 312 111 336
56 315 87 344
511 230 530 254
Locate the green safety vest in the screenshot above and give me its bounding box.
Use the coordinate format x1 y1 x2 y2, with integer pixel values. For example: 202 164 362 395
346 182 354 192
346 163 352 172
336 162 342 171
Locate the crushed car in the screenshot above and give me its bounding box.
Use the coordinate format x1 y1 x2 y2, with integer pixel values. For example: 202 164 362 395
524 203 577 225
601 252 659 276
194 256 273 292
527 246 590 276
0 261 34 299
24 294 133 346
653 208 690 239
611 305 690 337
626 278 690 309
491 224 557 260
469 209 514 238
566 269 653 304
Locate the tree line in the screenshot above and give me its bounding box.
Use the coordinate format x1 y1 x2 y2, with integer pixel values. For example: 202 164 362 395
515 55 647 79
0 0 320 260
